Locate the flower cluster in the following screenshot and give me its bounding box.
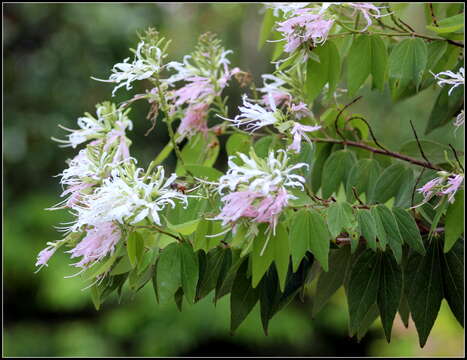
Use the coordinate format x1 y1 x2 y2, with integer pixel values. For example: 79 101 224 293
92 28 170 96
165 33 240 141
214 150 308 237
416 171 464 206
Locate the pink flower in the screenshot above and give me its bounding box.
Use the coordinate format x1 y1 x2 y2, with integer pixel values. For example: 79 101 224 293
104 129 131 163
277 10 334 53
62 182 94 208
177 102 209 140
441 174 464 203
67 222 121 269
347 3 384 31
253 188 289 234
262 92 291 108
288 122 322 153
290 102 312 119
214 190 263 226
417 177 444 202
171 77 215 106
214 188 292 235
35 246 57 267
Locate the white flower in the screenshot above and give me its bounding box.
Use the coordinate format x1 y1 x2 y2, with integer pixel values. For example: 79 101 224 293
71 166 187 231
92 40 163 96
219 94 280 132
218 149 308 195
432 67 464 95
263 2 311 18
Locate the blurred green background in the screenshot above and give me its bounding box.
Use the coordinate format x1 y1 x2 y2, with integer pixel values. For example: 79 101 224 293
3 3 464 357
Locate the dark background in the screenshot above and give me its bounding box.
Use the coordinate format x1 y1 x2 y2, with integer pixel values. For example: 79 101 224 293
3 3 464 357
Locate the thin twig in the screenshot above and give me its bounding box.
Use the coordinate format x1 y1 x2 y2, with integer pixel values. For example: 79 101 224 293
345 116 390 152
307 137 443 171
429 3 439 27
411 168 426 212
409 119 433 167
334 96 363 142
352 186 365 205
448 144 465 172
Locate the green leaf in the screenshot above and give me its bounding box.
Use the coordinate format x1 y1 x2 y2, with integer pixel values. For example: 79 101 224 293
374 205 403 263
392 207 426 256
346 159 381 203
183 165 224 181
398 292 411 328
312 246 352 316
347 250 381 335
215 252 245 302
306 40 341 102
258 8 275 50
126 231 144 267
377 252 403 342
176 132 219 176
193 219 224 253
230 261 260 333
167 219 200 236
421 41 447 87
251 225 275 289
254 135 279 158
426 13 464 34
356 303 380 341
405 237 444 347
425 82 464 134
259 266 281 335
326 201 354 238
153 142 174 166
272 224 291 292
156 243 182 303
370 206 387 250
444 190 464 252
289 209 311 272
347 35 387 95
179 242 199 304
356 209 377 251
372 163 407 204
196 247 229 301
441 238 464 326
311 143 333 193
299 209 332 271
399 139 459 165
388 38 428 97
226 133 253 157
321 150 356 198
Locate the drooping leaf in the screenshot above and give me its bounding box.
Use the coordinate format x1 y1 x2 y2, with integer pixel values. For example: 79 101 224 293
444 190 464 253
392 207 426 256
179 242 199 304
326 201 355 238
426 13 464 34
377 252 403 342
356 209 377 251
321 150 356 198
347 250 381 335
196 247 230 301
405 237 444 347
425 84 464 134
374 205 404 263
230 261 260 333
441 238 464 327
370 206 388 250
308 209 332 271
312 246 352 316
156 243 182 303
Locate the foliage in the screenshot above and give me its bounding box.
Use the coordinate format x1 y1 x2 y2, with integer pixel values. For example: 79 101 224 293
30 2 465 349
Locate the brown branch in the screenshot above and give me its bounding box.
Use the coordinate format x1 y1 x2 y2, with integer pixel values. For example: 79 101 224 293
429 3 439 27
308 137 443 171
409 119 434 167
